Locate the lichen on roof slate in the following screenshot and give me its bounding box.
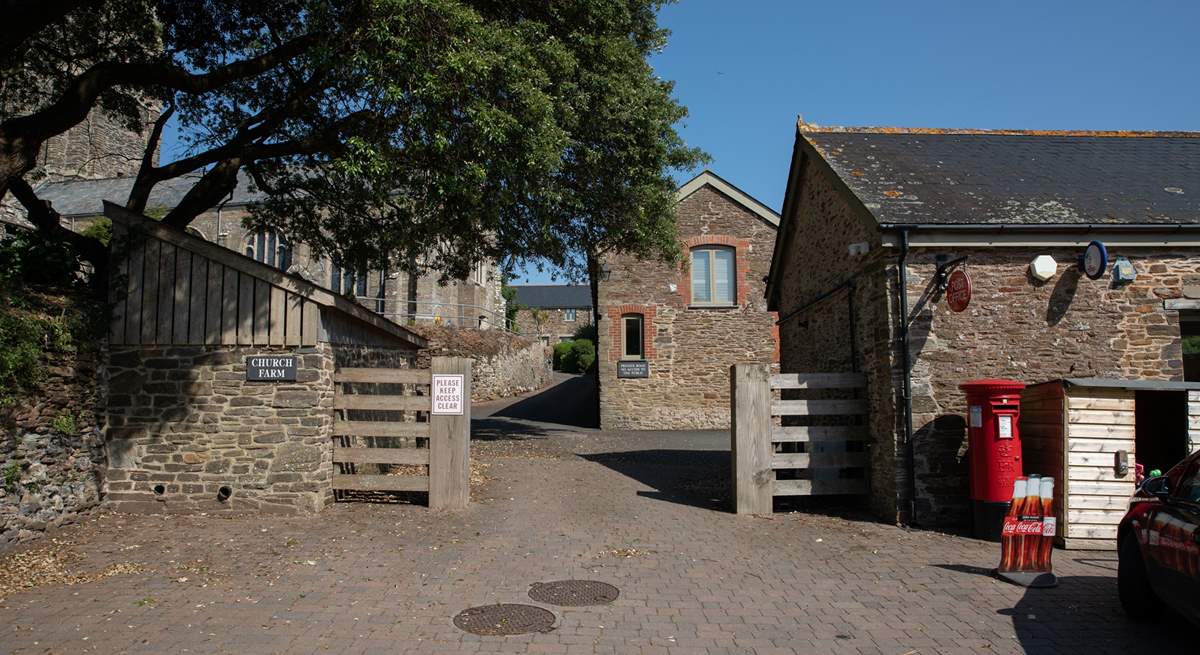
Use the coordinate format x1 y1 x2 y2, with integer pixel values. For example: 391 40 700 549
798 121 1200 226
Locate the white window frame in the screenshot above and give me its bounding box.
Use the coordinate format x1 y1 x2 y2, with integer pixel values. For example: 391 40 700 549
564 308 577 322
621 313 644 360
689 246 737 307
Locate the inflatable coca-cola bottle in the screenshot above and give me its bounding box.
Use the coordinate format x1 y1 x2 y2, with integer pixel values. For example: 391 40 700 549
1017 475 1042 571
999 477 1027 572
1036 477 1055 571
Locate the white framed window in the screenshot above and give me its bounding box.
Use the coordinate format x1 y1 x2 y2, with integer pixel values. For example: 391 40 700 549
244 228 292 271
622 314 644 359
564 308 577 322
690 246 736 306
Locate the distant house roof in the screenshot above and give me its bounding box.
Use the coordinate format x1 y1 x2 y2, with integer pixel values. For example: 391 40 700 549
512 285 591 309
36 171 264 217
798 122 1200 226
676 169 780 227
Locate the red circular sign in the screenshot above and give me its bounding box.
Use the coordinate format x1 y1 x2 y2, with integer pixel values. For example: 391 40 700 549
945 269 972 312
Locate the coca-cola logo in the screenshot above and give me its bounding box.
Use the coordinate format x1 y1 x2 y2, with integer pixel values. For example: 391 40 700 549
1014 520 1044 536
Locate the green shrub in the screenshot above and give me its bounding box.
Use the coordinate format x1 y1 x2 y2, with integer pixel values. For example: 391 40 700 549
80 218 113 247
569 338 596 374
3 461 18 491
0 230 82 289
552 340 573 370
571 323 596 342
0 310 49 405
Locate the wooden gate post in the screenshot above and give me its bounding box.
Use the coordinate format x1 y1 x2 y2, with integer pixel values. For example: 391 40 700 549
731 363 772 514
429 356 471 510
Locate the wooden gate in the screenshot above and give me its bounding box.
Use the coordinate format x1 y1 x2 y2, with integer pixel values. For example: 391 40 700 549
332 356 471 510
731 364 868 514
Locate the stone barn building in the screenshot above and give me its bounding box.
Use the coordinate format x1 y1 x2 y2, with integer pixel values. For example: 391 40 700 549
767 119 1200 526
598 170 780 430
511 284 593 344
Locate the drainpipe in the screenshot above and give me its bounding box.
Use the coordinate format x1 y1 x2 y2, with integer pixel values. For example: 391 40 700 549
896 226 917 525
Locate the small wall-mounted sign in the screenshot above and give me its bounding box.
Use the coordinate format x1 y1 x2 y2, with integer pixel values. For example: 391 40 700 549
1080 240 1108 280
246 355 298 381
432 374 465 415
945 268 972 312
617 360 650 379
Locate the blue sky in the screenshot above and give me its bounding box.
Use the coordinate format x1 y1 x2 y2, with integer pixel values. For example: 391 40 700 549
163 1 1200 285
516 0 1200 283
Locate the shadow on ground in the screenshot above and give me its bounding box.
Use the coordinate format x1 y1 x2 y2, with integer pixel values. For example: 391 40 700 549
491 373 597 428
930 565 1193 651
581 449 731 511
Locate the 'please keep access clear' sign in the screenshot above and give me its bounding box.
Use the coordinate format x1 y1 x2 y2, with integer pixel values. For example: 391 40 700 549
431 374 465 415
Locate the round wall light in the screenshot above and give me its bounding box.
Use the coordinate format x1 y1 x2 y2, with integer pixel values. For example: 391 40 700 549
1030 255 1058 282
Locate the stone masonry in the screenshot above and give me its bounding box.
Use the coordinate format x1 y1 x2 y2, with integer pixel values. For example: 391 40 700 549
598 181 779 430
1 338 106 546
514 306 593 342
772 149 1200 526
414 326 552 401
104 345 337 514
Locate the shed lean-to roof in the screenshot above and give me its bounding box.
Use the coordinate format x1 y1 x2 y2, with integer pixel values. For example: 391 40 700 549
36 171 264 218
512 285 592 309
676 169 780 228
799 122 1200 226
103 202 427 349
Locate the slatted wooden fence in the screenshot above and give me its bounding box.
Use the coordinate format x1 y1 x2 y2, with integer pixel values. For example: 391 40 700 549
732 364 869 514
332 357 471 510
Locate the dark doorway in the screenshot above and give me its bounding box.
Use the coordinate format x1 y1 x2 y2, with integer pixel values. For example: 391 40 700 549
1182 310 1200 381
1134 390 1190 474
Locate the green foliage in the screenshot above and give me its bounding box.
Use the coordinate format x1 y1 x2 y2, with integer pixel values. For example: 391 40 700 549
0 233 103 406
0 230 83 289
552 341 573 370
569 338 596 374
52 411 78 436
6 0 706 285
572 324 597 342
501 284 520 330
80 219 113 247
557 338 596 374
3 461 18 491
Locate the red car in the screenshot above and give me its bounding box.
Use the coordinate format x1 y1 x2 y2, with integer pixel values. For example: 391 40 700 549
1118 449 1200 623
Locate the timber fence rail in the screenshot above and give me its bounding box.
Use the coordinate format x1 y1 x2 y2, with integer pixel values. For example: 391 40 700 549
731 364 869 514
332 356 471 510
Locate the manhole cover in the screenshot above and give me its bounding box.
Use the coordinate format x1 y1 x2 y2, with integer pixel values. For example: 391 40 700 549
528 580 620 606
453 604 555 636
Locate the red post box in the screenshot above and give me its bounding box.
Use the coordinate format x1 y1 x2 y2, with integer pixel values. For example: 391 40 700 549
960 379 1026 541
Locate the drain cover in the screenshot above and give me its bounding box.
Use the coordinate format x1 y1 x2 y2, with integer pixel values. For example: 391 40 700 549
528 580 620 606
453 604 555 636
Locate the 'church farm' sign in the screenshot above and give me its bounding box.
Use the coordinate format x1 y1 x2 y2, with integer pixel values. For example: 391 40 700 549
246 355 298 381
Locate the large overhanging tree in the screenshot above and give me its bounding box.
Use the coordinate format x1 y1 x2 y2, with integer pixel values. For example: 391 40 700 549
0 0 704 286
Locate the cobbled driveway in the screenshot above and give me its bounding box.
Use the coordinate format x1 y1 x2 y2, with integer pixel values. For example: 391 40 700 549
1 388 1193 654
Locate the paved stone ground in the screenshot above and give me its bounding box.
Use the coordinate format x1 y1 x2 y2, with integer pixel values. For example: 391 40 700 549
1 382 1193 654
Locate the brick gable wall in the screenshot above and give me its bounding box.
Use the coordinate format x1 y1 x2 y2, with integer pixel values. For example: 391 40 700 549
597 185 778 430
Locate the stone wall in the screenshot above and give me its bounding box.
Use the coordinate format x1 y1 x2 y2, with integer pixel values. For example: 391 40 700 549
901 247 1198 525
771 159 900 521
103 344 337 514
1 346 106 546
598 184 779 430
514 307 593 341
413 326 552 401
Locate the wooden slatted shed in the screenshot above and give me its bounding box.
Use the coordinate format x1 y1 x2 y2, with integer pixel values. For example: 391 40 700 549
104 202 425 350
1021 378 1200 550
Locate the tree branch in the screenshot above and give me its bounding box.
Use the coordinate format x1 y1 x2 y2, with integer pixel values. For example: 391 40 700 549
1 32 320 187
126 103 175 213
8 177 107 270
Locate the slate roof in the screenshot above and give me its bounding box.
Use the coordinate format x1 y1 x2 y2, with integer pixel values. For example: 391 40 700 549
800 123 1200 225
512 285 591 309
34 171 264 217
